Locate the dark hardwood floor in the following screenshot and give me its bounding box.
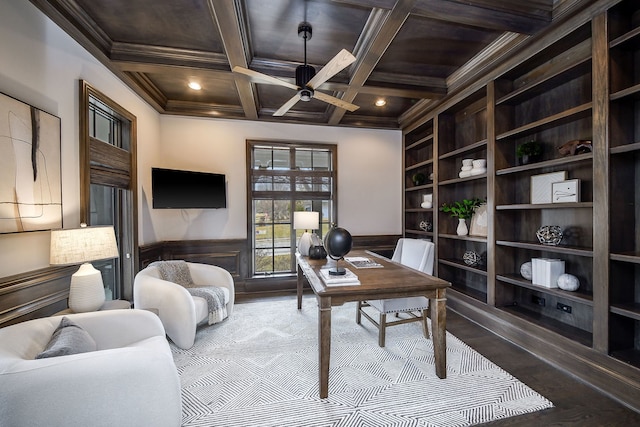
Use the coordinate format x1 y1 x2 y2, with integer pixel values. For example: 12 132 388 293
236 292 640 426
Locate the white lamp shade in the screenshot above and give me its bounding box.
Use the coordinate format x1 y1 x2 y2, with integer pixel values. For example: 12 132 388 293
293 211 319 230
50 225 119 265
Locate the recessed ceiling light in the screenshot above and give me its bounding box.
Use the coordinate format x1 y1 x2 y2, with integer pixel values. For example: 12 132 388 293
375 99 386 107
188 82 202 91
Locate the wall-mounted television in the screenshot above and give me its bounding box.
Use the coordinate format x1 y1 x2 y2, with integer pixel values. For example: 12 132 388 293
152 168 227 209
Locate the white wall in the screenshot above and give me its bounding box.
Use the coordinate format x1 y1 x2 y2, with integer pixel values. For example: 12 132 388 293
0 0 402 278
0 1 161 277
141 117 402 243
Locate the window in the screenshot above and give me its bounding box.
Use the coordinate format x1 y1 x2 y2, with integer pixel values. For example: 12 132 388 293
247 140 337 276
80 81 137 301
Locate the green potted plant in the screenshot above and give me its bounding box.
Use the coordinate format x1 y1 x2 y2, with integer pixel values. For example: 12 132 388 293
516 140 542 165
411 172 426 186
440 198 484 235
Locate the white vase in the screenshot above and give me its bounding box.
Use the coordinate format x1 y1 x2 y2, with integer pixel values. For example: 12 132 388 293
456 218 468 236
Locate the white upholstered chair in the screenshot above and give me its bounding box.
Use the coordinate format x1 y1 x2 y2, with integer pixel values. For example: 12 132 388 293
0 309 181 427
134 262 235 349
356 238 435 347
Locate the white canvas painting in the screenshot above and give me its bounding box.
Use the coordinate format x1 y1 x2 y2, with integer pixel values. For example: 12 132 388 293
0 92 62 233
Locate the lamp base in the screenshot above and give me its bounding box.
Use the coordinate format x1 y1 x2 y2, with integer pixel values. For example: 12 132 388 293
297 232 313 256
68 263 106 313
328 267 346 276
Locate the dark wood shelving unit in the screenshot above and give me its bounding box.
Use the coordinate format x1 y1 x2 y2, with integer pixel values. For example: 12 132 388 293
402 0 640 412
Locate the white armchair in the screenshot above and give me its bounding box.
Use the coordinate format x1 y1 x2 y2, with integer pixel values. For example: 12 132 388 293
0 309 181 427
134 261 235 349
356 238 435 347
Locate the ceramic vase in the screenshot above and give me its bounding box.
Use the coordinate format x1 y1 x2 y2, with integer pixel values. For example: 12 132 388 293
456 218 468 236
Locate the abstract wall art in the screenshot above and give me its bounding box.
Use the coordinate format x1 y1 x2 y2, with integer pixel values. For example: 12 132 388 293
0 92 62 233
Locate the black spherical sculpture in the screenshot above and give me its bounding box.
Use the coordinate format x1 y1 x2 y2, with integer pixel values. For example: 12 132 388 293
323 224 353 275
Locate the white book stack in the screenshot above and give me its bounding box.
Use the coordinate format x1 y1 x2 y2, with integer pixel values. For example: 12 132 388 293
319 268 360 286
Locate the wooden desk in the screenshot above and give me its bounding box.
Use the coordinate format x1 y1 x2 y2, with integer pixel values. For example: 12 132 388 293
296 250 451 398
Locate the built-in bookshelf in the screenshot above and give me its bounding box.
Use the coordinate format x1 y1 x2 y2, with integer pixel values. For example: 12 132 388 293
401 0 640 411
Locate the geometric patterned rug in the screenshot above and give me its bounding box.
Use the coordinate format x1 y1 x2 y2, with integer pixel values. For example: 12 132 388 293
171 296 553 426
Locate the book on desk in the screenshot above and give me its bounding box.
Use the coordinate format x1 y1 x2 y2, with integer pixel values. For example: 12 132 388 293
344 256 383 269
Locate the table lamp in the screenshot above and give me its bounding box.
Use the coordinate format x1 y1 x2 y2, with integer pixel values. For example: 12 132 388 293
50 224 119 312
293 211 319 256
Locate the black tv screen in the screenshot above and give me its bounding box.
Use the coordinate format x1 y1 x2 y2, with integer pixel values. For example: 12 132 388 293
152 168 227 209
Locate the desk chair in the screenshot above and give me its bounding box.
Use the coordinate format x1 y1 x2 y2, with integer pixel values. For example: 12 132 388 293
356 238 435 347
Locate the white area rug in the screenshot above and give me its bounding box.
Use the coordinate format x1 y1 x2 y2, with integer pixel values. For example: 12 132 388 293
172 297 553 426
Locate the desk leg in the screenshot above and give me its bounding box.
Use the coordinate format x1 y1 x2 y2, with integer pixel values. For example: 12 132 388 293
318 297 331 398
431 289 447 379
297 264 303 310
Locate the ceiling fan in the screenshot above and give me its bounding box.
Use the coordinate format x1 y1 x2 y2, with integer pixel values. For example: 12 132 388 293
232 21 360 117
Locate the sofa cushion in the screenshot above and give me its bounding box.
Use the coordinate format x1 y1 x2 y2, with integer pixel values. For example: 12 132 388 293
36 317 97 359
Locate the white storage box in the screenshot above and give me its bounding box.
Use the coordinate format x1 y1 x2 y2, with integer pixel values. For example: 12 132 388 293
532 258 565 288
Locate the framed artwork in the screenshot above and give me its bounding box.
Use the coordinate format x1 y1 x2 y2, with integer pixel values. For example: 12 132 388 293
531 171 567 204
469 204 488 237
0 92 62 233
552 179 580 203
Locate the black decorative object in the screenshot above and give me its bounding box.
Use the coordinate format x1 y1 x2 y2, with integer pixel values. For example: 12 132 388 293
308 245 327 260
536 225 563 245
323 224 353 275
463 250 482 267
516 140 542 165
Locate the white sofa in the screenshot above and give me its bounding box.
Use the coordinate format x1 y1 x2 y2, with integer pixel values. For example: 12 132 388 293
0 309 181 427
134 262 235 349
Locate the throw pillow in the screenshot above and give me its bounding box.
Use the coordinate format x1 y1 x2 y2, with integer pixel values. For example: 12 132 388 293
36 317 97 359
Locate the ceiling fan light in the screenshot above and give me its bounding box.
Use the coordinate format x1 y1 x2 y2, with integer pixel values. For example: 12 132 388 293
300 89 313 102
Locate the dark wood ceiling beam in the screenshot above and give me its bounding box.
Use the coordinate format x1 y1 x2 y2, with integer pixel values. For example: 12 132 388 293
111 43 229 70
114 62 235 82
329 0 417 125
411 0 551 34
165 100 246 117
208 0 258 120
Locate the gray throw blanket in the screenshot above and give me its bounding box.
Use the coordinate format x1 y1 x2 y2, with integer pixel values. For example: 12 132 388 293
149 260 227 325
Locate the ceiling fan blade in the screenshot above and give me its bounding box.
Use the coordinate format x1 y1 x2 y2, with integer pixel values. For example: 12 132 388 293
273 94 302 116
313 91 359 112
306 49 356 90
232 66 299 91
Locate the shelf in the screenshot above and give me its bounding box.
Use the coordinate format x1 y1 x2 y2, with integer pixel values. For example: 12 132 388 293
610 25 640 49
439 173 486 186
438 139 487 160
610 142 640 155
610 252 640 264
495 153 592 176
496 103 592 140
439 233 487 243
499 305 592 347
440 258 487 276
404 229 434 238
610 83 640 101
496 54 591 106
496 240 593 257
496 202 593 210
611 303 640 321
405 183 434 192
405 134 433 150
497 274 593 306
404 208 433 213
405 158 433 172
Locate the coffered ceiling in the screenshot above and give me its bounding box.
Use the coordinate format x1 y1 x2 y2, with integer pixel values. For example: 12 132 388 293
29 0 570 129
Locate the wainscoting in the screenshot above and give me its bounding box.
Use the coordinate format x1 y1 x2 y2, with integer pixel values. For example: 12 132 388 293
0 234 400 329
139 235 400 294
0 266 76 328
